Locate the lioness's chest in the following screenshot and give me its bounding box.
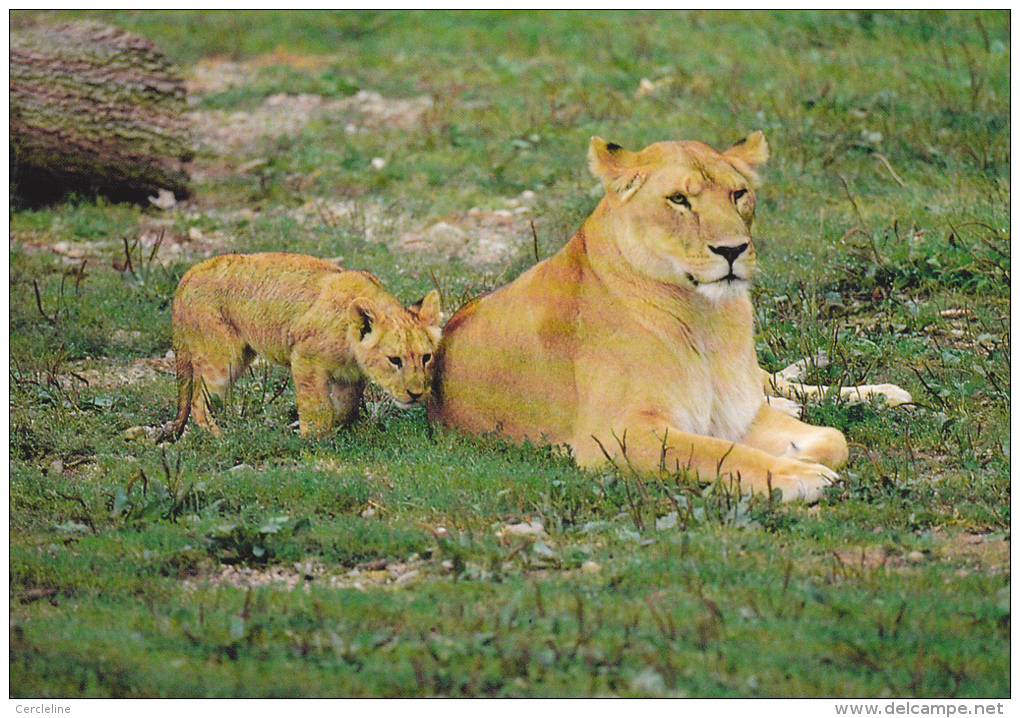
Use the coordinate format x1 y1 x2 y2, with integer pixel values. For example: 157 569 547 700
623 307 762 441
671 337 760 440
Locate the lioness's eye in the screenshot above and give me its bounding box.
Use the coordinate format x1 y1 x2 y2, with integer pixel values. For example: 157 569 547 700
732 188 749 203
667 192 691 209
422 354 433 367
388 356 403 369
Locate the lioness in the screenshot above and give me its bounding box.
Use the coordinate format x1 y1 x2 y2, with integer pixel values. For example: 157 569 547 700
172 252 441 439
429 133 905 502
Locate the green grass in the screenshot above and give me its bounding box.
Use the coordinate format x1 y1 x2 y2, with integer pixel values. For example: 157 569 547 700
9 10 1009 698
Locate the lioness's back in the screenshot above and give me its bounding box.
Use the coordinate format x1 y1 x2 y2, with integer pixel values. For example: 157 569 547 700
429 230 594 445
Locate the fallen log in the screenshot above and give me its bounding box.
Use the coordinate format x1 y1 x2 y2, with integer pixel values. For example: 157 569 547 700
10 20 194 206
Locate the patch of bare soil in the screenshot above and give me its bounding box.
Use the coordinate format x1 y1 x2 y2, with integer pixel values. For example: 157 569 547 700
59 355 174 392
396 191 537 267
178 518 565 594
181 555 434 594
829 532 1009 577
178 59 532 267
23 59 532 272
188 90 434 155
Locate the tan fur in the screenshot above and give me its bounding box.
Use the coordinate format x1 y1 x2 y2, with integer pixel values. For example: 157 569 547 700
430 133 868 502
172 253 441 438
764 357 912 411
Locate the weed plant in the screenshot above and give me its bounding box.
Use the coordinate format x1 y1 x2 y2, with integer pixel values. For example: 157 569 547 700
9 10 1009 698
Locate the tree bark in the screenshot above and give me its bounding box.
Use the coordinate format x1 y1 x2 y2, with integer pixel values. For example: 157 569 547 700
10 20 194 206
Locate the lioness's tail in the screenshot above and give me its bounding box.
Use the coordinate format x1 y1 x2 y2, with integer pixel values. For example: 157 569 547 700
171 343 193 439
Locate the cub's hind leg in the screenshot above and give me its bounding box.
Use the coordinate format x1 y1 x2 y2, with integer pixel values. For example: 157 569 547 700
179 332 255 437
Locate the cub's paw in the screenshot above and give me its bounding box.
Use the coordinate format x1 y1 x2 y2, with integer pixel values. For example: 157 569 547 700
768 458 839 504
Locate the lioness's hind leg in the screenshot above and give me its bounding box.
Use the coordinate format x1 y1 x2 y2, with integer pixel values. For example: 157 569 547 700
765 357 912 407
742 403 848 470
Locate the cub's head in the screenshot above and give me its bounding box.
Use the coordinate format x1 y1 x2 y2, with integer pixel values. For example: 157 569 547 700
588 132 769 301
347 289 442 408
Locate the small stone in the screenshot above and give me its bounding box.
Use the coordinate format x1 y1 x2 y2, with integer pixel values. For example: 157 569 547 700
393 570 419 587
148 188 177 210
581 560 601 574
502 520 545 537
122 426 147 441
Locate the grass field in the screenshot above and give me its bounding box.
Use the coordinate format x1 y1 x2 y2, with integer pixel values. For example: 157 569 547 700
8 10 1010 698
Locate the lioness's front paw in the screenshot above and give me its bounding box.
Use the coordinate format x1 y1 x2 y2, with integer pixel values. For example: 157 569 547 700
769 458 838 503
765 394 803 418
779 426 849 470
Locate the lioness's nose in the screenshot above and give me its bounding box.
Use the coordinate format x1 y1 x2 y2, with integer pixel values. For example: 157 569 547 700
709 243 748 266
407 390 422 403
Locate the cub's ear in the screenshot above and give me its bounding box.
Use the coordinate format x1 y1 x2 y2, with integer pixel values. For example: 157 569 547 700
414 289 442 329
723 131 769 184
348 297 381 345
588 136 646 201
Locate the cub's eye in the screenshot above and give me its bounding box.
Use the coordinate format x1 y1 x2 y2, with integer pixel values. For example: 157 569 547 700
732 188 749 203
422 353 433 367
387 356 403 369
667 192 691 209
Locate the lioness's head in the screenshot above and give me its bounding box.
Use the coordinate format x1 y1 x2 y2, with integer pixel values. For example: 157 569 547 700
588 132 769 301
348 290 442 408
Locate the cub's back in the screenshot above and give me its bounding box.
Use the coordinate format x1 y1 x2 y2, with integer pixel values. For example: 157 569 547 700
175 252 385 306
177 253 340 293
172 253 391 354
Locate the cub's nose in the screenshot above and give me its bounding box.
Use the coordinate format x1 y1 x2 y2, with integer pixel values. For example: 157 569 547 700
709 243 749 266
406 390 422 403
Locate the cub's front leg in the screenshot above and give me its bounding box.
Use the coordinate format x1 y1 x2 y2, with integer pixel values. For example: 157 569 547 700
328 378 366 429
290 355 340 438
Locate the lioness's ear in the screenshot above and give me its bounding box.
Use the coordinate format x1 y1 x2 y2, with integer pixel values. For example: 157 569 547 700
723 131 769 184
415 289 442 329
588 136 646 201
348 297 380 345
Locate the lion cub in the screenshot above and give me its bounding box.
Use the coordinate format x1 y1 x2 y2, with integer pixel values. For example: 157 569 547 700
171 252 441 439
